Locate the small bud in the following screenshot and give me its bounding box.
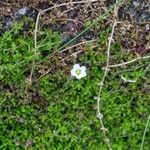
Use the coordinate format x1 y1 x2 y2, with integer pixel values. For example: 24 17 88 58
26 78 32 85
146 24 149 30
101 127 108 132
72 53 77 58
104 138 110 143
108 37 114 43
97 113 103 119
94 96 100 100
98 82 103 86
102 67 110 71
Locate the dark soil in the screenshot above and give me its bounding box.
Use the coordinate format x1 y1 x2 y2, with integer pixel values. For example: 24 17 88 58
0 0 149 56
118 0 150 22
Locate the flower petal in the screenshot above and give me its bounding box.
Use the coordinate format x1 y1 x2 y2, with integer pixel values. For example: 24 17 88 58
80 66 86 71
71 68 76 76
73 64 80 70
75 74 82 79
80 70 87 77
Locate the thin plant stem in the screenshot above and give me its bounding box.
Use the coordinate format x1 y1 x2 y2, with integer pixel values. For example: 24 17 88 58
140 114 150 150
97 21 117 150
34 0 123 65
108 55 150 68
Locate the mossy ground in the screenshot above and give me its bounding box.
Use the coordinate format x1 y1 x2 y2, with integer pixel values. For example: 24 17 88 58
0 1 150 150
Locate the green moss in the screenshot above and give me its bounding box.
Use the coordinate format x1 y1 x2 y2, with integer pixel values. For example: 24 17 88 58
0 20 150 150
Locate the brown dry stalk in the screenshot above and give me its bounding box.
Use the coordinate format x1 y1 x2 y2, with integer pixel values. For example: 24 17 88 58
108 55 150 68
59 39 96 54
27 0 98 86
34 0 99 52
39 39 96 78
96 21 117 150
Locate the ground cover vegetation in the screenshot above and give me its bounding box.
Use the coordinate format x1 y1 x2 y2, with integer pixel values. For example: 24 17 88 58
0 0 150 149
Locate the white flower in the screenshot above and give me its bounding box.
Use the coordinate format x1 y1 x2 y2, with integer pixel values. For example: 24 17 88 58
71 64 87 79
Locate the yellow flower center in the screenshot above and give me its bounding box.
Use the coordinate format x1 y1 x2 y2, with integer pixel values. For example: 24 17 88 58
75 69 81 75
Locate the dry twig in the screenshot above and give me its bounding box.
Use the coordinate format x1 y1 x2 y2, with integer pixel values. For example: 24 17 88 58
108 55 150 68
96 21 117 150
27 0 98 88
39 39 96 78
